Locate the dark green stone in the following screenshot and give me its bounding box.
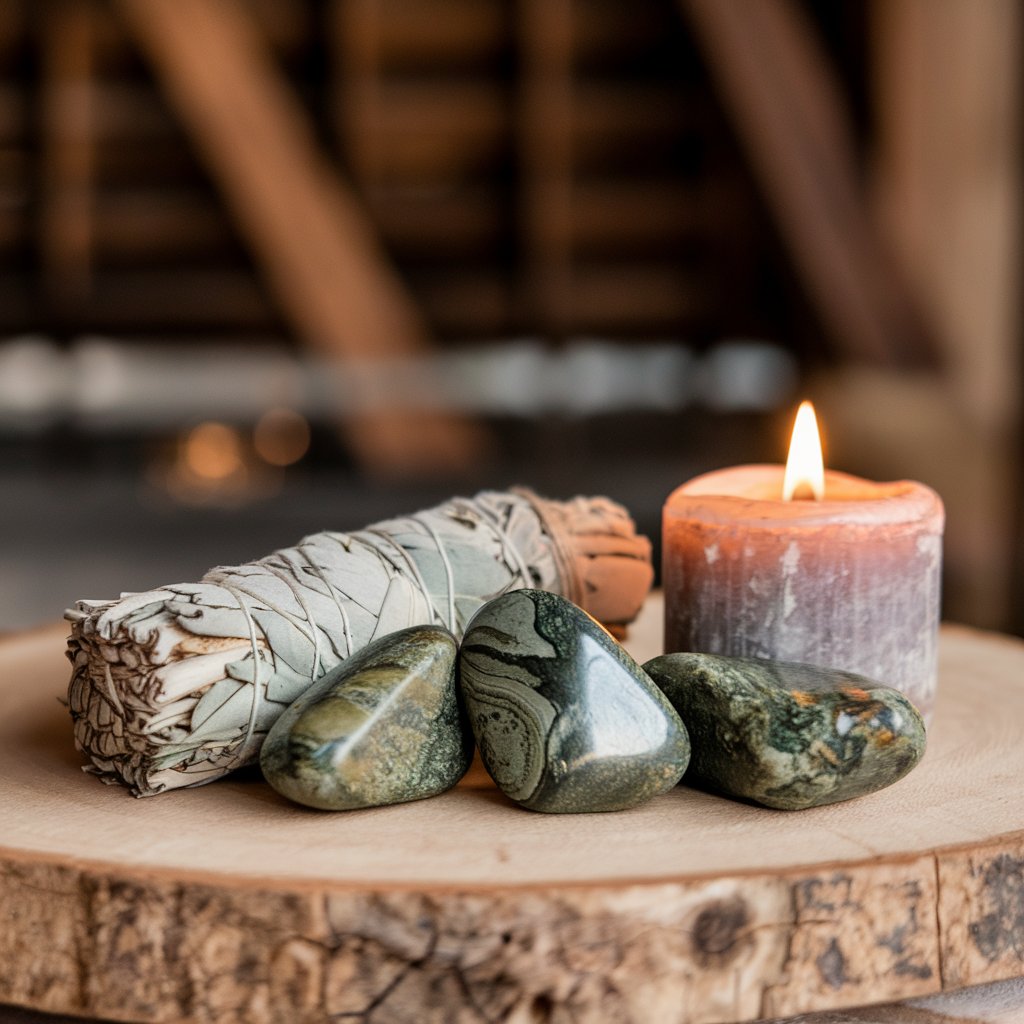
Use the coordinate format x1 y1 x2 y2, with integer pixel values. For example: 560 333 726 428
459 589 690 813
643 653 927 810
260 626 472 810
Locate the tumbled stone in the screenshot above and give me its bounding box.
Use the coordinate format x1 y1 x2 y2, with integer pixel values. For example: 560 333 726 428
460 589 690 813
260 625 471 810
643 653 927 810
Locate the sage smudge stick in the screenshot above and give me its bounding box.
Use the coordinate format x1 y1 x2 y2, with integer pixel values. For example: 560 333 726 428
65 489 653 797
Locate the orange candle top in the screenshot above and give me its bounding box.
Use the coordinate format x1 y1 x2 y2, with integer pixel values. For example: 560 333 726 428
666 464 944 531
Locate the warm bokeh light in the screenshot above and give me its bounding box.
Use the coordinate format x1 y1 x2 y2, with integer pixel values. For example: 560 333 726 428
783 400 825 501
183 422 246 481
158 419 283 507
253 407 311 467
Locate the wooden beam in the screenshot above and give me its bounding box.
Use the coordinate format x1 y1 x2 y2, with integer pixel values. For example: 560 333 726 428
517 0 575 338
116 0 486 474
38 0 97 308
680 0 939 368
872 0 1020 430
350 0 507 66
871 0 1021 632
330 0 383 187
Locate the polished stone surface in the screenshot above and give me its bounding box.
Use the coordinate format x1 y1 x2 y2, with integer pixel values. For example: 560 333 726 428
260 626 471 810
644 653 927 810
460 589 690 813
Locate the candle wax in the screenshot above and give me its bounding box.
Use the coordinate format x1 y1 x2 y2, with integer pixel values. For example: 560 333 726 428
662 465 944 719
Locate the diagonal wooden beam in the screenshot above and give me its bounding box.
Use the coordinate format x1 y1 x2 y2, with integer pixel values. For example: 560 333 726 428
116 0 486 474
680 0 940 369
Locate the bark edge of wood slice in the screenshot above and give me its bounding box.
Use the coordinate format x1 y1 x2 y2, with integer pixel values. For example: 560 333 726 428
2 595 1024 1024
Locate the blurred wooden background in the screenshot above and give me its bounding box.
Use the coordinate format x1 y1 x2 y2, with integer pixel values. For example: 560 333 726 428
0 0 1019 634
0 0 762 342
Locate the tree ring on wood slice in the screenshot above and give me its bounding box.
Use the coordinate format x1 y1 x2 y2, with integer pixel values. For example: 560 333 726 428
2 597 1024 1022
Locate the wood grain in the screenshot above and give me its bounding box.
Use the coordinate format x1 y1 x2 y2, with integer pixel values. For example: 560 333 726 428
2 598 1024 1022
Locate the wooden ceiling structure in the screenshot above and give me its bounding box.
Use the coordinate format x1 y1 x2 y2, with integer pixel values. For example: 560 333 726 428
0 0 943 471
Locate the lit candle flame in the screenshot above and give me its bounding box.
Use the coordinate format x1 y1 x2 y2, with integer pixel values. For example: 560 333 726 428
783 400 825 501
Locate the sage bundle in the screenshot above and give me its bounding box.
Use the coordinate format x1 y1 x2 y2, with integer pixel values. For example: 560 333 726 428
66 489 653 797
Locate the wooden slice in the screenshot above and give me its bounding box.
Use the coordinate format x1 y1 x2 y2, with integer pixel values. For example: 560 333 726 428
2 596 1024 1023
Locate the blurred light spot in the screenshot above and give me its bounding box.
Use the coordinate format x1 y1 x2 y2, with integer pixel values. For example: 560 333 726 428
253 407 311 466
183 422 245 480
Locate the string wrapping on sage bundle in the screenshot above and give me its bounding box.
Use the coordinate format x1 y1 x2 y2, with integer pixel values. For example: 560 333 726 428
66 489 653 797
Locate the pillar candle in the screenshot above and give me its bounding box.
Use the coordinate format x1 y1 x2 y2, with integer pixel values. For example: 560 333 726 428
662 465 944 719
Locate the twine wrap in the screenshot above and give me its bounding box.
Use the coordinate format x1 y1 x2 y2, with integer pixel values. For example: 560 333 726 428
66 489 652 797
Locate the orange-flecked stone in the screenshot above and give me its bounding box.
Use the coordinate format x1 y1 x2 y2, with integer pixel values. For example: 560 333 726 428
643 652 926 810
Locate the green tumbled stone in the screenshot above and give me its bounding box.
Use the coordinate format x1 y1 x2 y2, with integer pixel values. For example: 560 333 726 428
460 589 690 813
643 653 927 810
260 626 472 810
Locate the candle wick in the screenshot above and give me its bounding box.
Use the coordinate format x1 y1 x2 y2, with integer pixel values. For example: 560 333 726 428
788 481 822 501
